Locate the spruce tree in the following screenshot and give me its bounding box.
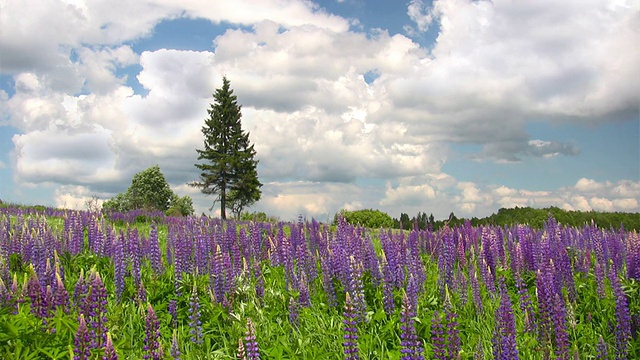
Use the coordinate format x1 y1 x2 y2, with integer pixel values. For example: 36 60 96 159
191 77 262 219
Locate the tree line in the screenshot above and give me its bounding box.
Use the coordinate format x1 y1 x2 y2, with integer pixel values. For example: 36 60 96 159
338 207 640 231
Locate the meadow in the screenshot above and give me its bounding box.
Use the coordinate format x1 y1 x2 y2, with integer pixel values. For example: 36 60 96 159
0 206 638 359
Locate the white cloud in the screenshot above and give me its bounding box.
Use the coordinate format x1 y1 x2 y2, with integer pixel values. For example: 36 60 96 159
1 0 638 220
0 160 6 169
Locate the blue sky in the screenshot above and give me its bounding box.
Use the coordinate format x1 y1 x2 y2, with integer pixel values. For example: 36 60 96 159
0 0 638 220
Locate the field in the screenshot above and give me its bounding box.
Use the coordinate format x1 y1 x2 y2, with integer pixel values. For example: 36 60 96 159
0 206 638 359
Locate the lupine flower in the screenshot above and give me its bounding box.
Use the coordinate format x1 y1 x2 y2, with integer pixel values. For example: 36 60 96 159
244 317 260 360
74 314 91 360
148 223 163 275
289 297 299 327
103 332 117 360
189 284 203 344
492 284 519 360
445 309 460 359
170 330 180 360
54 271 69 310
552 293 569 359
143 303 163 360
381 254 395 315
26 269 47 319
596 336 608 360
113 234 126 301
430 310 446 360
253 261 264 300
399 292 424 360
342 293 360 360
168 299 177 327
610 270 631 360
85 270 108 349
237 337 246 360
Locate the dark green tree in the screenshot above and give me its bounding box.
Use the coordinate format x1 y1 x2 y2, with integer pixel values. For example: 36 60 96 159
190 77 262 219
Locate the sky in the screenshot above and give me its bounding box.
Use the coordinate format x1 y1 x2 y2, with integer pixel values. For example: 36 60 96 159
0 0 639 222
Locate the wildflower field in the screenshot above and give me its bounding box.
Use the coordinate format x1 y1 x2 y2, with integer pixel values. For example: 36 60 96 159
0 206 638 359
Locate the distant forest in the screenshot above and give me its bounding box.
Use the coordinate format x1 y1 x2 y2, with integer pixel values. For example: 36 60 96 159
394 206 640 231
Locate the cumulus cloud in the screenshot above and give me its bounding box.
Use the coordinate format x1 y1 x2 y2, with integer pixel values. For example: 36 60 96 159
0 0 638 220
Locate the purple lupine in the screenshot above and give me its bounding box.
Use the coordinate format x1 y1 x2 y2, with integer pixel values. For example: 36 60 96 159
143 303 163 360
289 297 299 327
74 314 91 360
168 299 177 328
596 336 608 360
87 270 108 349
492 284 519 360
552 293 569 359
381 254 395 315
399 292 424 360
430 310 446 360
469 266 483 313
189 284 203 345
26 269 48 319
320 252 337 307
342 293 360 360
253 261 264 300
170 330 180 360
113 233 126 301
297 271 311 308
244 317 260 360
54 270 69 310
148 223 163 275
346 256 366 320
103 332 117 360
514 270 536 334
610 269 631 360
445 308 460 359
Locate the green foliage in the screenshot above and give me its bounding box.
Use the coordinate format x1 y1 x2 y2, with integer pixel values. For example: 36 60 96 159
127 165 174 211
335 209 394 229
102 165 191 215
395 207 640 231
166 194 194 217
190 76 262 219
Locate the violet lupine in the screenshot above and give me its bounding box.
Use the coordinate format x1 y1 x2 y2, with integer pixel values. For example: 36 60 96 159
189 284 203 345
610 269 631 360
244 317 260 360
445 308 460 359
399 292 424 360
342 293 360 360
297 271 311 308
74 314 91 360
143 303 163 360
170 330 180 360
550 293 569 359
253 261 264 300
430 311 446 360
103 332 117 360
289 297 299 327
346 256 366 321
381 254 395 315
492 284 519 360
168 299 177 328
148 223 163 275
113 233 126 301
53 271 69 310
87 270 108 349
320 252 337 307
596 336 608 360
26 269 48 319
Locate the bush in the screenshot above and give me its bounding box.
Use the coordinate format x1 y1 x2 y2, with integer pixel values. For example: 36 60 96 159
335 209 394 229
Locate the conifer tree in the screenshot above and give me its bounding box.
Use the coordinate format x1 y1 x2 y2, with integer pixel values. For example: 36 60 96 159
191 77 262 219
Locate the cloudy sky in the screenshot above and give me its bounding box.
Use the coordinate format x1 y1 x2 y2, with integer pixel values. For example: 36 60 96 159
0 0 638 221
